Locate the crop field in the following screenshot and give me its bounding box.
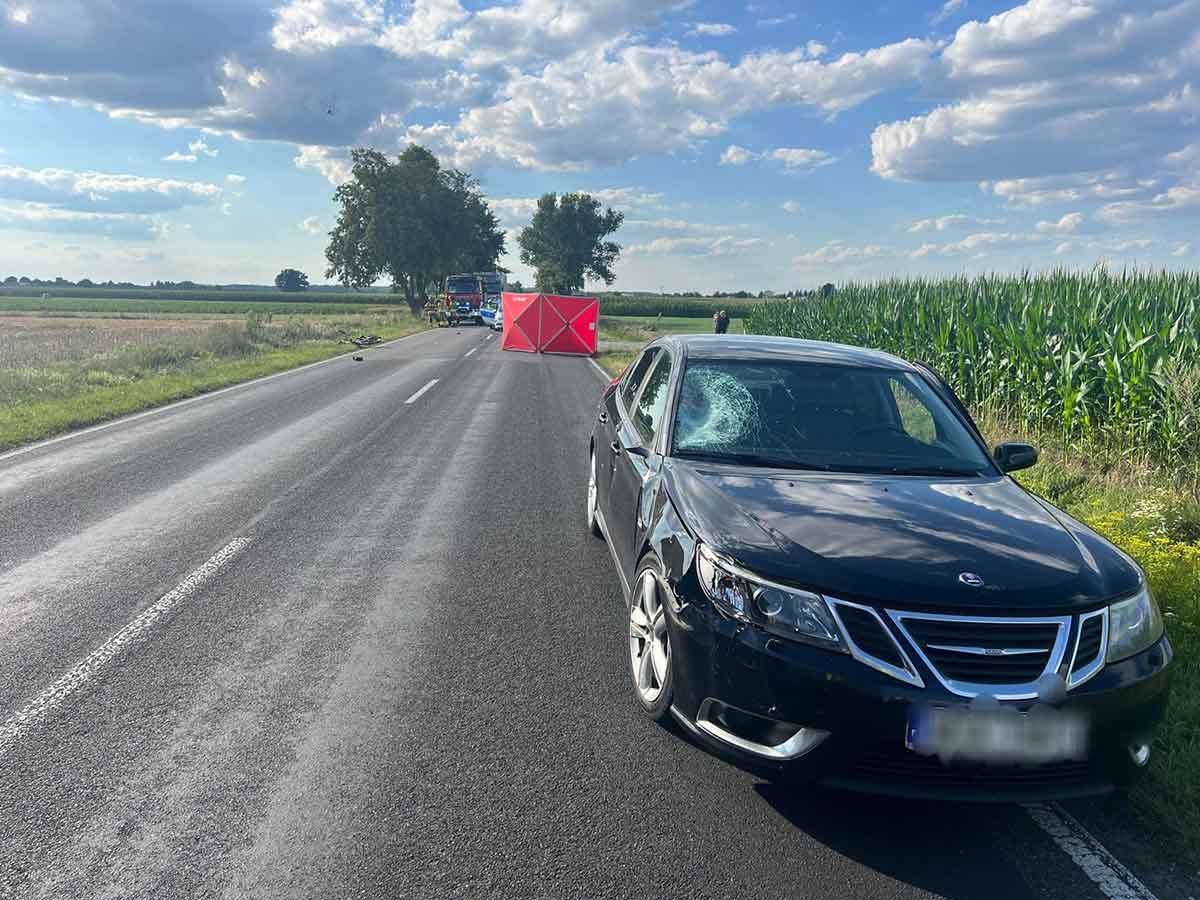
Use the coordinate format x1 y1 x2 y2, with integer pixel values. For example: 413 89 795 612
0 307 427 450
595 295 763 317
747 270 1200 474
0 296 392 317
0 286 400 304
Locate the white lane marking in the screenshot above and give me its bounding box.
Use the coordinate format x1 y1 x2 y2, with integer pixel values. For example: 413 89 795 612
0 537 250 757
1025 803 1160 900
0 329 434 465
589 358 612 383
464 347 478 358
404 378 439 404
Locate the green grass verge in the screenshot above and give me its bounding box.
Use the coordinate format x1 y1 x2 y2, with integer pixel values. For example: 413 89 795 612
0 320 427 451
1011 451 1199 856
594 350 637 379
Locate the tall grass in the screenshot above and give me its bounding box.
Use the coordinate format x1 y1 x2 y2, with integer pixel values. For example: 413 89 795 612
747 269 1200 478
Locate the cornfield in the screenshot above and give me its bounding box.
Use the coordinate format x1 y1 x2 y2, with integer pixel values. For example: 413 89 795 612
746 270 1200 470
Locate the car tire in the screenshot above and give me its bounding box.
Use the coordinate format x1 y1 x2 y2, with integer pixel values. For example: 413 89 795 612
627 558 674 722
587 451 604 538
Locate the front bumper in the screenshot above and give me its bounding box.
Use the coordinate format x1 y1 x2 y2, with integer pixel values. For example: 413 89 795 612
668 597 1173 801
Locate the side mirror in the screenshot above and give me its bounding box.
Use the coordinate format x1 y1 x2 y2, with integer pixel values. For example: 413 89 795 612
994 442 1038 473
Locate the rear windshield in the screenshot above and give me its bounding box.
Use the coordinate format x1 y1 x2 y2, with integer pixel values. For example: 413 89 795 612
671 359 992 476
447 276 479 293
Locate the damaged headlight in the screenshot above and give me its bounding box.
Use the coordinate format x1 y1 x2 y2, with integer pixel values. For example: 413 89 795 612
1107 583 1163 663
695 543 845 651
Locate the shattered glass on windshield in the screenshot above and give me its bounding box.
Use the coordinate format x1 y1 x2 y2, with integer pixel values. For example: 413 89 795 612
674 364 761 451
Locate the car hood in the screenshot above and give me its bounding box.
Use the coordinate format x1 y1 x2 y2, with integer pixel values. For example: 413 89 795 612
663 460 1140 612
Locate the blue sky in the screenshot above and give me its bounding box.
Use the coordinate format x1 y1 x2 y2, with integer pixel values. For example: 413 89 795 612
0 0 1196 290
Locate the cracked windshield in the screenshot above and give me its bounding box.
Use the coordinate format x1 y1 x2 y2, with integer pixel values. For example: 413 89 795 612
0 1 1196 898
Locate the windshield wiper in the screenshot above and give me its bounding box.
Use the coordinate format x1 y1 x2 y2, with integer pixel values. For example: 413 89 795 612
674 450 830 471
885 465 983 477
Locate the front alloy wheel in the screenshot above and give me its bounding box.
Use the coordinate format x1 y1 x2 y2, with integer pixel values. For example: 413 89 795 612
629 566 673 718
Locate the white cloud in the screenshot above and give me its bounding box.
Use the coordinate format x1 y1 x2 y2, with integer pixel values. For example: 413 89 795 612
1174 241 1192 256
758 13 797 26
0 203 161 239
907 213 1005 232
1055 241 1073 255
793 240 887 266
764 148 836 171
163 152 198 163
932 0 965 25
221 201 233 216
1097 184 1200 224
909 230 1042 257
226 174 247 184
781 201 803 214
688 22 736 37
0 165 221 213
720 145 754 166
187 137 218 158
871 0 1200 203
1035 211 1083 234
980 173 1152 208
299 215 322 233
625 218 742 234
625 235 763 256
719 145 836 171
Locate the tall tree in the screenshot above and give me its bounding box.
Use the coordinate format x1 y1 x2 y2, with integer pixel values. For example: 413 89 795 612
274 268 309 292
325 146 506 313
516 193 623 294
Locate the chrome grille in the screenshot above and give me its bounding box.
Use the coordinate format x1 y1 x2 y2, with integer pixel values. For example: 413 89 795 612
1066 608 1108 689
826 598 923 688
887 610 1071 699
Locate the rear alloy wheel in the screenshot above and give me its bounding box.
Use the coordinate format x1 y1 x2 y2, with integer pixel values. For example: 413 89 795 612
587 451 603 538
628 565 673 719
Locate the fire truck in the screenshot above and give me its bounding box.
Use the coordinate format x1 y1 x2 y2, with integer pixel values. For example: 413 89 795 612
443 273 483 326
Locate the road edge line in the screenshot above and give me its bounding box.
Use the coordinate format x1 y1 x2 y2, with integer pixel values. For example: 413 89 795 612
0 536 251 757
0 328 434 464
588 358 611 383
1024 803 1160 900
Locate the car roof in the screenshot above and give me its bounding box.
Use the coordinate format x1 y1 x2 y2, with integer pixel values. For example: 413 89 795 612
657 334 918 371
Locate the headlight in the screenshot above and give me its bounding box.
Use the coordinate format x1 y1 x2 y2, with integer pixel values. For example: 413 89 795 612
695 543 845 651
1106 584 1163 663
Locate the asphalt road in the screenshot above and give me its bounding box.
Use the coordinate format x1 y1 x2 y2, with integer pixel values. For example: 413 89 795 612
0 327 1193 899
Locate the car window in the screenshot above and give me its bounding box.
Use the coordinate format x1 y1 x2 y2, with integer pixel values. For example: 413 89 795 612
889 378 937 445
671 359 991 474
633 351 673 442
620 348 659 408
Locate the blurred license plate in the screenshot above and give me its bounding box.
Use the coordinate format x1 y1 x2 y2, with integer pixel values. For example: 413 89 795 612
906 705 1088 764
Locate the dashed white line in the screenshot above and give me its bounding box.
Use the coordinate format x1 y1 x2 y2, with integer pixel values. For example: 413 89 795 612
0 537 250 757
404 378 440 404
464 347 478 358
1025 803 1160 900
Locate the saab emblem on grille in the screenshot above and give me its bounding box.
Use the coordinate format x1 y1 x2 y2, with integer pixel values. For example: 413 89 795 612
958 572 984 587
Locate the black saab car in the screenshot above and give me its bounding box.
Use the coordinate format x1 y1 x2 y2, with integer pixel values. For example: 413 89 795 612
587 335 1172 800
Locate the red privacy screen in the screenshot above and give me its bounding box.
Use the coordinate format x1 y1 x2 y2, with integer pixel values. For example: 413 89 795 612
501 293 598 356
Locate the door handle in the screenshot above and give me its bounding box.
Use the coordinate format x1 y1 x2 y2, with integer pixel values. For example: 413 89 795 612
611 440 622 454
598 411 608 424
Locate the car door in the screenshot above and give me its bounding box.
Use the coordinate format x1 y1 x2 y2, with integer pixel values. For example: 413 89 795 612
595 347 660 521
607 349 674 579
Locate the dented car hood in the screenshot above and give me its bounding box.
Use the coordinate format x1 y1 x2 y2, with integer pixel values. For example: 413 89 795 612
662 459 1141 612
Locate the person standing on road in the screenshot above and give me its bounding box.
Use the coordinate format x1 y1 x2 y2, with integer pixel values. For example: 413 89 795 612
713 309 722 334
714 310 730 334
